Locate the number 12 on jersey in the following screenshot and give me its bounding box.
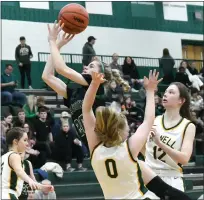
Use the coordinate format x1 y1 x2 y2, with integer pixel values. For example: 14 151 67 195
153 146 166 162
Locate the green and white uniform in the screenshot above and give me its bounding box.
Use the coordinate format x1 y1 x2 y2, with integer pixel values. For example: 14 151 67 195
91 140 148 199
145 115 192 198
1 151 24 199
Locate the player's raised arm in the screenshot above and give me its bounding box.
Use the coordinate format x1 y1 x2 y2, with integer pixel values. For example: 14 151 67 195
129 70 162 158
47 21 89 86
82 72 106 153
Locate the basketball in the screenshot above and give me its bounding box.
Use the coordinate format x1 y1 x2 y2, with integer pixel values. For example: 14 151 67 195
58 3 89 34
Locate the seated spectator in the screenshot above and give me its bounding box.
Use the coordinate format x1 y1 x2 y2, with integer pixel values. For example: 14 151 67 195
13 108 34 132
106 80 123 103
33 107 53 159
190 88 203 112
52 123 87 172
34 180 56 199
1 113 13 138
52 111 70 138
37 106 55 128
1 136 8 155
188 61 198 75
1 121 8 155
26 135 47 169
121 97 144 134
180 60 203 91
199 66 204 82
122 57 141 90
36 96 46 107
36 96 55 127
1 64 26 106
155 95 165 116
175 66 192 88
23 123 33 139
23 95 38 118
109 53 123 75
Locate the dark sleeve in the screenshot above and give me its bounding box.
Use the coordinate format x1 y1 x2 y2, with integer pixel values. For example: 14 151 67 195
29 46 33 57
1 75 5 83
175 73 180 82
132 66 140 79
81 74 92 85
69 128 77 141
186 75 192 86
195 68 198 75
159 58 162 68
146 176 192 200
171 57 175 66
12 74 17 82
15 46 20 63
63 87 74 108
82 45 89 55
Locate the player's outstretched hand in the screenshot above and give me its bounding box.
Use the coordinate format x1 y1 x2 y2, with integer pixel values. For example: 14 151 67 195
91 71 107 85
57 32 75 49
143 70 163 91
28 179 41 191
47 20 64 42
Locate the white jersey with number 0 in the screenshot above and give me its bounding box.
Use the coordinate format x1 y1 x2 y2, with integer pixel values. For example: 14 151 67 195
145 115 192 177
91 140 148 199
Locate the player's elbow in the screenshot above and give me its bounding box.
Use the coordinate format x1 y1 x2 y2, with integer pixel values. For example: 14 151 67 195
55 63 65 75
42 73 48 82
179 155 190 165
180 159 189 166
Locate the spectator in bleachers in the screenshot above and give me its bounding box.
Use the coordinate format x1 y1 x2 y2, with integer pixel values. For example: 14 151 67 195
33 107 53 158
1 113 13 138
26 135 47 169
1 135 8 155
82 36 96 66
36 96 45 107
122 56 141 91
13 108 34 132
198 66 204 85
37 102 55 128
180 60 203 91
15 36 33 89
155 95 165 116
121 97 144 134
175 66 192 88
34 179 56 199
1 64 27 106
109 53 123 75
23 123 33 139
190 88 203 112
52 122 87 172
23 95 38 118
188 61 198 75
106 80 123 104
159 48 175 84
52 111 69 138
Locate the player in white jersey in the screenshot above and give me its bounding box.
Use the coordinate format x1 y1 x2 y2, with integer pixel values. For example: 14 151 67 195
1 127 53 199
144 82 196 199
82 71 192 200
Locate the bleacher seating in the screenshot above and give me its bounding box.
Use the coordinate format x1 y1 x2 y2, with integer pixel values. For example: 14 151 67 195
34 158 204 199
